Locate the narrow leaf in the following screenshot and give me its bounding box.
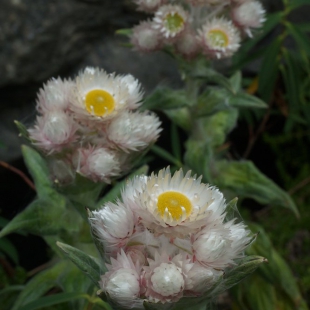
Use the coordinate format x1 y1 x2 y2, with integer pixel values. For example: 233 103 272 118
151 145 182 167
0 238 19 264
19 292 92 310
21 145 52 198
213 160 299 217
57 241 102 287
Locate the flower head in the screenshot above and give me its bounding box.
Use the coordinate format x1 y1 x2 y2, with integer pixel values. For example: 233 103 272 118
71 67 131 123
197 17 241 59
29 111 77 154
107 110 162 152
153 5 188 39
142 252 193 303
232 1 266 37
125 167 226 236
100 250 143 309
133 0 167 12
36 77 74 113
131 21 163 53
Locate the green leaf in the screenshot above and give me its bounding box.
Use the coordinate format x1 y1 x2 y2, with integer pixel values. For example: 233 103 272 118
287 22 310 53
219 256 267 293
0 186 82 238
14 121 30 140
0 285 24 297
164 107 192 131
11 261 67 310
184 139 213 182
19 292 94 310
258 37 282 102
194 88 230 117
288 0 310 10
233 12 283 69
141 88 190 111
0 238 19 264
115 28 132 36
57 241 102 287
192 67 233 92
229 92 268 109
21 145 52 198
212 160 299 217
229 71 242 93
151 145 182 167
60 173 105 209
247 223 308 309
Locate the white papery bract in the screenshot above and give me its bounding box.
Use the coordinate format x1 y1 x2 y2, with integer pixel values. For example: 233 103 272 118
232 1 266 37
143 252 193 303
75 146 121 183
29 111 77 154
126 167 226 236
197 17 241 59
117 74 144 110
36 77 74 113
131 21 163 53
90 202 136 254
153 5 188 39
193 219 251 269
186 262 223 293
100 251 143 309
174 29 201 59
133 0 167 12
107 110 162 152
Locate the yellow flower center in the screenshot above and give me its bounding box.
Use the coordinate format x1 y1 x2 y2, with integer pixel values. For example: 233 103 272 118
84 89 115 117
157 191 192 221
165 13 184 33
207 29 229 48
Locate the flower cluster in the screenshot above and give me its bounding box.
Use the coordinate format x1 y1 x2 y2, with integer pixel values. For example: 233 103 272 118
28 67 162 183
89 167 252 307
131 0 265 59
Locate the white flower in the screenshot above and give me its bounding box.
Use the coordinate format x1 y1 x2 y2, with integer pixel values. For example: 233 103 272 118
117 74 144 110
74 146 121 183
125 167 226 237
107 110 162 152
232 1 266 37
100 250 143 309
48 158 75 184
36 77 74 113
186 0 225 5
193 220 251 269
133 0 167 12
174 29 201 59
153 5 188 39
187 262 223 293
70 67 130 123
197 17 241 59
131 21 163 53
143 252 193 303
29 110 77 154
89 201 136 253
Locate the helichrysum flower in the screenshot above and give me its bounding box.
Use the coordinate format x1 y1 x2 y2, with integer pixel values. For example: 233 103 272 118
29 111 77 154
174 29 201 59
131 21 163 53
100 250 143 308
197 17 241 59
74 146 121 183
36 77 74 113
27 67 162 184
89 167 254 308
106 110 162 152
71 67 130 123
153 5 188 39
133 0 167 12
232 0 266 37
125 167 226 237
